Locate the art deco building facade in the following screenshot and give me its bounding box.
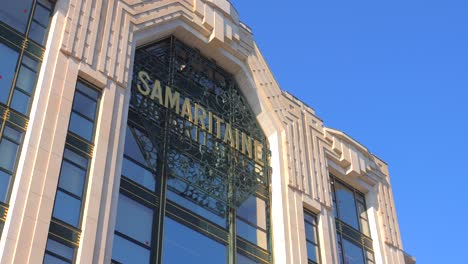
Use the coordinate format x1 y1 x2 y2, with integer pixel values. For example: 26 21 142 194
0 0 414 263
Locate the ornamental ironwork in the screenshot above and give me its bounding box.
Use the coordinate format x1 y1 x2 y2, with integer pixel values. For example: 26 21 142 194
129 37 270 216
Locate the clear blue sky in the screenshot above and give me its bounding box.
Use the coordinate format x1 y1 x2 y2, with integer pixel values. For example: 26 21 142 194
234 1 468 263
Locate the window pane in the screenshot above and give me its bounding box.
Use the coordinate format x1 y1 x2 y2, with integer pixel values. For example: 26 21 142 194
306 241 319 262
76 81 99 100
162 217 226 264
0 0 33 33
10 89 30 114
29 21 48 44
0 170 11 202
63 148 88 168
58 161 86 197
33 3 50 26
72 92 97 119
21 55 39 70
3 126 22 143
45 239 74 260
16 65 36 93
124 127 149 165
69 112 94 141
112 234 150 264
237 196 266 229
237 219 268 249
305 222 316 244
122 158 155 191
0 43 19 103
166 189 225 227
115 194 153 244
52 191 81 227
343 238 365 264
0 138 19 172
335 182 359 230
43 254 69 264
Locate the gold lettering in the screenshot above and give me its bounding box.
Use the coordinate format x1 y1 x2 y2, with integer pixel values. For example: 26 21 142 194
194 103 207 130
180 97 193 122
241 132 253 159
212 114 223 139
150 79 163 105
164 86 180 114
137 71 151 96
254 140 264 165
224 123 235 148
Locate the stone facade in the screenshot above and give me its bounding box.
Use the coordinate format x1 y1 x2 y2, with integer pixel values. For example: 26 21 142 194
0 0 413 263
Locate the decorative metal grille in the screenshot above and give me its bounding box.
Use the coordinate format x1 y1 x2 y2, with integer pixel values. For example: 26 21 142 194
129 37 270 216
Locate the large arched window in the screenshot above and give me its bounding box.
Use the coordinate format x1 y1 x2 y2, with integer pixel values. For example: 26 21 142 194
111 37 272 264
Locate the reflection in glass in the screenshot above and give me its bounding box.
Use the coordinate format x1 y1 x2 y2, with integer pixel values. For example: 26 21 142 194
122 158 155 191
112 234 150 264
69 112 94 141
10 89 30 114
0 138 19 172
115 194 153 244
72 92 97 119
162 217 226 264
52 191 81 227
45 238 74 261
335 182 359 230
343 238 365 264
58 161 86 197
0 43 19 103
0 0 33 33
0 170 11 202
238 253 260 264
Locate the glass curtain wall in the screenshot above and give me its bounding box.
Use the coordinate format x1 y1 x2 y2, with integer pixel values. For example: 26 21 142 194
0 0 53 237
111 37 272 264
331 176 374 264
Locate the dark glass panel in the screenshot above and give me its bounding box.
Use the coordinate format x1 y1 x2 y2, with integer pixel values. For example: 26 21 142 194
0 138 20 171
112 234 150 264
72 92 97 120
306 241 319 263
16 65 36 93
162 217 226 264
68 112 94 141
335 182 359 230
52 191 81 227
10 89 30 114
0 170 11 202
0 43 19 103
121 158 155 191
115 194 153 244
45 239 74 261
343 238 365 264
0 0 33 33
58 161 86 197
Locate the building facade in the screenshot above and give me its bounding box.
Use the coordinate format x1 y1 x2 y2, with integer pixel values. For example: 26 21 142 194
0 0 414 263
